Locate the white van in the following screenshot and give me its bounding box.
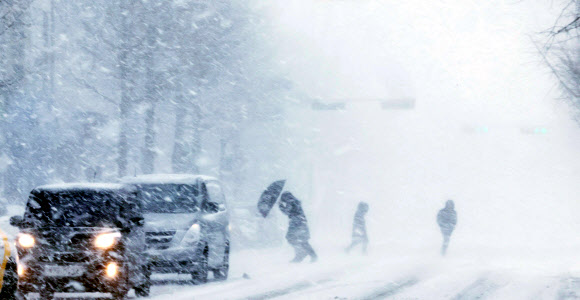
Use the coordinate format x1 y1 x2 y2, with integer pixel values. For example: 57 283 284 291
121 174 230 283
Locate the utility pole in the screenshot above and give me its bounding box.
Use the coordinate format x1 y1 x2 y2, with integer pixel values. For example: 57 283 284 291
310 98 416 111
42 0 56 110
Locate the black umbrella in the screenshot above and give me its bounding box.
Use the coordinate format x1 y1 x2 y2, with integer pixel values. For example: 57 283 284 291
257 180 286 218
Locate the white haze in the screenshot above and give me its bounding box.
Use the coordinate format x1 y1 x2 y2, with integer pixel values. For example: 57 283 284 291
260 0 580 257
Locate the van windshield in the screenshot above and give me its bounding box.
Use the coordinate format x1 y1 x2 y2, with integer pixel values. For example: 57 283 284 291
25 190 124 228
137 184 199 213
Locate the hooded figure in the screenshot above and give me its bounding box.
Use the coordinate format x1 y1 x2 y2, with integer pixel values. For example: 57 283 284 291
279 192 317 263
346 202 369 254
437 200 457 256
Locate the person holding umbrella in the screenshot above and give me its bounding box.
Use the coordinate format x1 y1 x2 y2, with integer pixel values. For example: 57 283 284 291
257 180 286 218
279 192 318 263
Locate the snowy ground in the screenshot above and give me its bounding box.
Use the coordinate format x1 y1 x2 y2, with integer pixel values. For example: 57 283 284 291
143 245 580 300
5 203 580 300
13 244 580 300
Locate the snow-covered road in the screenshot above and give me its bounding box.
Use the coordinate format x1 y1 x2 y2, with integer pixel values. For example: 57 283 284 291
6 204 580 300
143 246 580 300
14 244 580 299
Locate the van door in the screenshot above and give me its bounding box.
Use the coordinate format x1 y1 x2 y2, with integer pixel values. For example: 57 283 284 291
201 181 229 268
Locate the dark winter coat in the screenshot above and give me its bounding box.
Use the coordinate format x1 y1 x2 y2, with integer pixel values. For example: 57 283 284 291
279 192 310 244
352 202 368 241
437 200 457 236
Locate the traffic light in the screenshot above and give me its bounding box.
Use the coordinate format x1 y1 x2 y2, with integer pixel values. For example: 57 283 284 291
520 127 548 134
381 98 415 110
311 101 346 111
463 125 490 134
309 98 415 111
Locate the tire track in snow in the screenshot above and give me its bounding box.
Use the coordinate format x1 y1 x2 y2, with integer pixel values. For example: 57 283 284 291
557 276 580 300
238 278 334 300
451 278 501 300
357 277 419 300
232 259 374 300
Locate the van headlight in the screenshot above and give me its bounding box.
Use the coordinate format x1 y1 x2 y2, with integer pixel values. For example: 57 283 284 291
94 232 121 249
18 234 35 248
180 224 201 246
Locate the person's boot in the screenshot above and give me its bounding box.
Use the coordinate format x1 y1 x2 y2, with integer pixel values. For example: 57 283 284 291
309 248 318 263
345 245 351 254
310 254 318 263
290 256 305 263
290 249 307 263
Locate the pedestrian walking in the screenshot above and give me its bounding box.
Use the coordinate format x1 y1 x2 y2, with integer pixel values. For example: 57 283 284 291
279 192 318 263
437 200 457 256
346 202 369 254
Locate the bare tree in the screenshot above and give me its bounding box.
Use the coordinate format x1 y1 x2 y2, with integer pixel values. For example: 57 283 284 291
76 0 149 177
0 1 31 202
0 0 34 37
538 0 579 117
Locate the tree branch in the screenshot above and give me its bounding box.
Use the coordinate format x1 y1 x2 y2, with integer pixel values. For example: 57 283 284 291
554 16 580 35
533 39 580 99
68 71 119 105
0 0 35 36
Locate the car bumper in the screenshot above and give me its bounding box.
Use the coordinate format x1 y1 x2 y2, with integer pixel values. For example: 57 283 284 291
147 242 205 274
18 259 127 293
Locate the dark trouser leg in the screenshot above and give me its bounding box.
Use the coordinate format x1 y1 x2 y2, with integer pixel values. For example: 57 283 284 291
441 235 450 256
291 243 308 263
347 238 368 254
303 242 317 262
346 239 361 253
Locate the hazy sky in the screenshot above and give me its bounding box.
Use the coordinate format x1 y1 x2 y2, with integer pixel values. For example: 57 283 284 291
260 1 580 252
266 0 566 119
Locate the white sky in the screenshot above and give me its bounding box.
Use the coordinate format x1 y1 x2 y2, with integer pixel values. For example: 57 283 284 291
267 0 565 117
261 1 580 253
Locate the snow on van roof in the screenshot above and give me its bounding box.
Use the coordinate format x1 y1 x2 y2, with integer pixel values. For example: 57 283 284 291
34 182 126 192
120 174 218 185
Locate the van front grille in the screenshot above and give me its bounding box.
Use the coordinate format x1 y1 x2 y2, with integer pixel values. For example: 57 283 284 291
146 231 176 250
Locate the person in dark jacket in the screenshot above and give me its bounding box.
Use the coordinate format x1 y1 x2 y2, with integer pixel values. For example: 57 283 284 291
346 202 369 254
437 200 457 256
279 192 318 263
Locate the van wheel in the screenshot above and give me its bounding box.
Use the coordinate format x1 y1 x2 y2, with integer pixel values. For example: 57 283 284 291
134 264 151 297
111 288 129 300
213 242 229 281
134 283 150 298
191 247 208 285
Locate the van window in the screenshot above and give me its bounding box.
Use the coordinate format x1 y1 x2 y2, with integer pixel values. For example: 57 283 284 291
138 184 199 213
206 181 225 205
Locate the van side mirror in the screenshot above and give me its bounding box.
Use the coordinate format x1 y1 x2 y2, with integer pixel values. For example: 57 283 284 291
10 216 23 228
130 216 145 227
204 202 220 214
